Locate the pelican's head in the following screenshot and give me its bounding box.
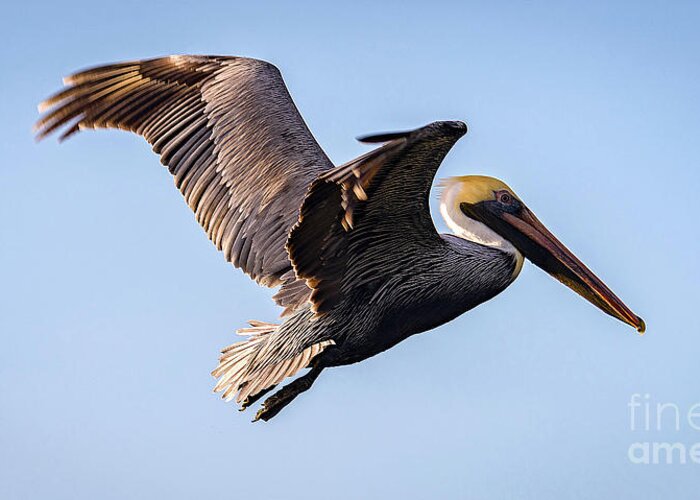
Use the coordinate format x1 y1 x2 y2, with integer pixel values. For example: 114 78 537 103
440 175 645 333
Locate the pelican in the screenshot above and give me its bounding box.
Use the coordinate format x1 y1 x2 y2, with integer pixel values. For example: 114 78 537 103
35 55 644 421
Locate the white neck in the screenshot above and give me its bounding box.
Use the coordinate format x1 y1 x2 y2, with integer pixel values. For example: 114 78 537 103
439 183 524 277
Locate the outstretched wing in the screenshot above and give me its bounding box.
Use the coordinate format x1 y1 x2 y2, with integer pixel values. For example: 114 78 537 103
287 120 467 314
35 55 333 310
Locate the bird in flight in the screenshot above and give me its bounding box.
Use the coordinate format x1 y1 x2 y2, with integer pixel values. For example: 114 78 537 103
36 55 644 421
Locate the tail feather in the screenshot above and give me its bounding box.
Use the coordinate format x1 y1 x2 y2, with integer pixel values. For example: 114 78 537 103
235 319 278 336
212 320 334 406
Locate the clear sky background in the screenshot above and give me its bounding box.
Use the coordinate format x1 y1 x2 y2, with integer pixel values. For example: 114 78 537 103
1 1 699 499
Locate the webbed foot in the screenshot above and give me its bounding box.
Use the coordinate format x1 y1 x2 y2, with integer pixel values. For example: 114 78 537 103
253 367 323 422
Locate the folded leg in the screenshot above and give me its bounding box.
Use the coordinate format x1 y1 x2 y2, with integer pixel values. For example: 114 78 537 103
253 366 324 422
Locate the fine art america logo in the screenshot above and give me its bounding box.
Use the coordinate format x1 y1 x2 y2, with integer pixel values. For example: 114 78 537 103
628 393 700 465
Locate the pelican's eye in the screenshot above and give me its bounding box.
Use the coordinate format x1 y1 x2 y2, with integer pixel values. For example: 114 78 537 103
495 190 513 205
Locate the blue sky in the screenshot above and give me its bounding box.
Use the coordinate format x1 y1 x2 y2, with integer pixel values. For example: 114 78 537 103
1 1 699 498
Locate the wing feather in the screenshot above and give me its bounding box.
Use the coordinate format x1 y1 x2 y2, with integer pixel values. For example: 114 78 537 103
36 55 334 311
287 121 467 314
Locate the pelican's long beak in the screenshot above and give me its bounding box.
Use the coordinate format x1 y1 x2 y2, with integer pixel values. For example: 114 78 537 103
461 195 645 333
502 206 645 333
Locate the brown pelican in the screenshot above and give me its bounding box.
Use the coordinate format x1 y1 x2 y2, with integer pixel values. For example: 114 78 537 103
35 55 645 421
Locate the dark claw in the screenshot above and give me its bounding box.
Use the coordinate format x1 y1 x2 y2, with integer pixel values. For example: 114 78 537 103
252 392 285 422
240 385 277 411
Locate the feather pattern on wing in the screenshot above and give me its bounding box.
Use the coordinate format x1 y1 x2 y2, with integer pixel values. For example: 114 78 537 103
35 55 334 312
287 121 467 314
